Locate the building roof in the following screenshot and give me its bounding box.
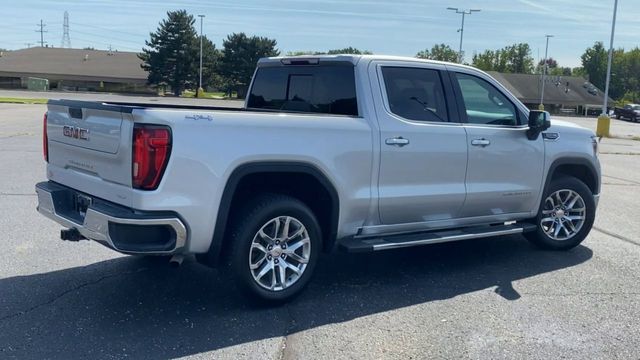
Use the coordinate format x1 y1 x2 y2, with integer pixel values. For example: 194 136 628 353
0 47 147 83
488 71 611 107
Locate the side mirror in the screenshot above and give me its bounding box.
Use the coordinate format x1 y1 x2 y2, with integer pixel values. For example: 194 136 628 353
527 110 551 140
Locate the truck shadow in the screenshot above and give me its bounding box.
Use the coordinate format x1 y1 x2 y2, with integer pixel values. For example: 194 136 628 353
0 235 592 358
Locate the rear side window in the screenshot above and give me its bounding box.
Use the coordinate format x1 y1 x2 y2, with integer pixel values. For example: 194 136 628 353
381 67 449 122
247 65 358 116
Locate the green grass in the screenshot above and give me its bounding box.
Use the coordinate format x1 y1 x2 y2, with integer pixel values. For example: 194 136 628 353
180 90 230 99
0 97 48 104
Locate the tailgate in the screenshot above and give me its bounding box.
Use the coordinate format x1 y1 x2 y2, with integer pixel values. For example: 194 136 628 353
46 100 137 204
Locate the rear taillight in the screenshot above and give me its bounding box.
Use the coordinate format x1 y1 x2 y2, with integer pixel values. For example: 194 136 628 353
43 112 48 162
132 124 171 190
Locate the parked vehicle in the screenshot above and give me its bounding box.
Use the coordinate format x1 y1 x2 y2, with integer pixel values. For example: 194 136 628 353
614 104 640 122
36 55 601 302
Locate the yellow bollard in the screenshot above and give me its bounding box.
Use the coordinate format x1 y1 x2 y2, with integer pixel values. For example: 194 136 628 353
196 87 205 98
538 104 545 111
596 114 611 137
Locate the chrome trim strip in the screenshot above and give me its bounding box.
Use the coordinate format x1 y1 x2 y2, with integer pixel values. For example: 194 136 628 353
358 212 533 237
372 227 524 251
36 187 187 255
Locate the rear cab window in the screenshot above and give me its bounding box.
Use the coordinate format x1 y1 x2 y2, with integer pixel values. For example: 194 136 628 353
247 63 358 116
381 66 449 122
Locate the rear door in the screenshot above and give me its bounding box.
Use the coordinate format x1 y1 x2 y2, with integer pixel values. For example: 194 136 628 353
371 61 468 225
450 70 544 218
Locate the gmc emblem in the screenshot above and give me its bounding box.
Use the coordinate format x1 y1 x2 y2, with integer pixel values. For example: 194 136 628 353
63 125 90 140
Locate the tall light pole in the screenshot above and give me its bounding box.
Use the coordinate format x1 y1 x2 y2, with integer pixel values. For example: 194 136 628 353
596 0 619 137
447 7 481 63
540 34 554 110
602 0 618 116
198 14 205 97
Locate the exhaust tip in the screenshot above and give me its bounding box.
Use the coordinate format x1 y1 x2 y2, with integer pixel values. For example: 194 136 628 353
169 254 184 267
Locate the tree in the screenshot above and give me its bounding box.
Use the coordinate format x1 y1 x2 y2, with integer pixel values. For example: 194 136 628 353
218 33 279 97
139 10 200 95
416 44 458 62
286 47 372 56
472 50 500 71
503 43 534 73
535 58 570 76
536 57 558 72
580 42 608 91
471 43 534 74
326 47 372 55
199 36 222 89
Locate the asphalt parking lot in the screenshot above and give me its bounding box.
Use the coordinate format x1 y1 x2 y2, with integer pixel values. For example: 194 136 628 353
1 103 640 359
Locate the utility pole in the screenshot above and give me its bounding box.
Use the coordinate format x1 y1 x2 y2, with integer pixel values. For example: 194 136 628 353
35 20 48 47
540 34 554 110
61 11 71 48
447 7 481 63
24 43 34 48
596 0 619 137
197 14 205 98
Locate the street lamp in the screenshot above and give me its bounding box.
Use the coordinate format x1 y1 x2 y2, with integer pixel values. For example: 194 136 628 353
447 7 481 63
539 34 554 110
197 14 205 98
596 0 619 137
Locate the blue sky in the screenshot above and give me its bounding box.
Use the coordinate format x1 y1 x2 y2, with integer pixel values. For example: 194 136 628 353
1 0 638 67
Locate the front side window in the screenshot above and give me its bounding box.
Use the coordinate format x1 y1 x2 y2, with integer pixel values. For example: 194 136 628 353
455 73 520 126
247 64 358 116
381 67 449 122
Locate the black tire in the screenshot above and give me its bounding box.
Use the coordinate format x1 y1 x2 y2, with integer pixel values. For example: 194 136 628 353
224 193 322 303
615 114 620 119
525 176 595 250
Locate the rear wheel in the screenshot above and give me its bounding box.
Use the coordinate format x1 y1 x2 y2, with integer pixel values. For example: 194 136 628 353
526 176 595 250
225 194 321 303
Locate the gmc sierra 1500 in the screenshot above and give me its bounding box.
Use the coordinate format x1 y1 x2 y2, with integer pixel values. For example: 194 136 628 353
36 55 601 302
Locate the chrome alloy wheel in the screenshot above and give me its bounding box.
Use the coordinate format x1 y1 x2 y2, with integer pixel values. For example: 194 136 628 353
249 216 311 291
540 189 586 241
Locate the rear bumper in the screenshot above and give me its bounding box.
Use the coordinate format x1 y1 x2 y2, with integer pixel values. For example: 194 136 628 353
35 181 188 255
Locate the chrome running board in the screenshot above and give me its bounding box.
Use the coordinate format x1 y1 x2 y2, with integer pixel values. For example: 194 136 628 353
340 223 536 253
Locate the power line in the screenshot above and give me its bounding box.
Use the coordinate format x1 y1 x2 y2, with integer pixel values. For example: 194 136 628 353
70 28 143 46
69 21 147 38
70 35 140 51
35 19 47 47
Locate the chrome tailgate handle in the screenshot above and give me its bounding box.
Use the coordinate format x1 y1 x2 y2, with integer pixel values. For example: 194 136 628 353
385 137 410 147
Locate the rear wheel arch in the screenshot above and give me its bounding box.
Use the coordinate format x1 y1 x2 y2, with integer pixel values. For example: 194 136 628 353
199 161 340 266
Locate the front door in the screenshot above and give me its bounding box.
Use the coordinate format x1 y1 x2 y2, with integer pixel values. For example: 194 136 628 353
372 61 469 225
451 71 545 218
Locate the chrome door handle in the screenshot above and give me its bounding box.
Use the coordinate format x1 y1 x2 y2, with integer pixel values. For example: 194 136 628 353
385 137 410 147
471 138 491 147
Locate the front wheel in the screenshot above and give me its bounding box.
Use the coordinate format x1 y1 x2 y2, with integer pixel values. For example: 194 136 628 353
525 176 596 250
225 194 321 303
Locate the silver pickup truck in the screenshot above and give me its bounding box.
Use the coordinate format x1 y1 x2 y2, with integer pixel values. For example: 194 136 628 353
36 55 601 302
